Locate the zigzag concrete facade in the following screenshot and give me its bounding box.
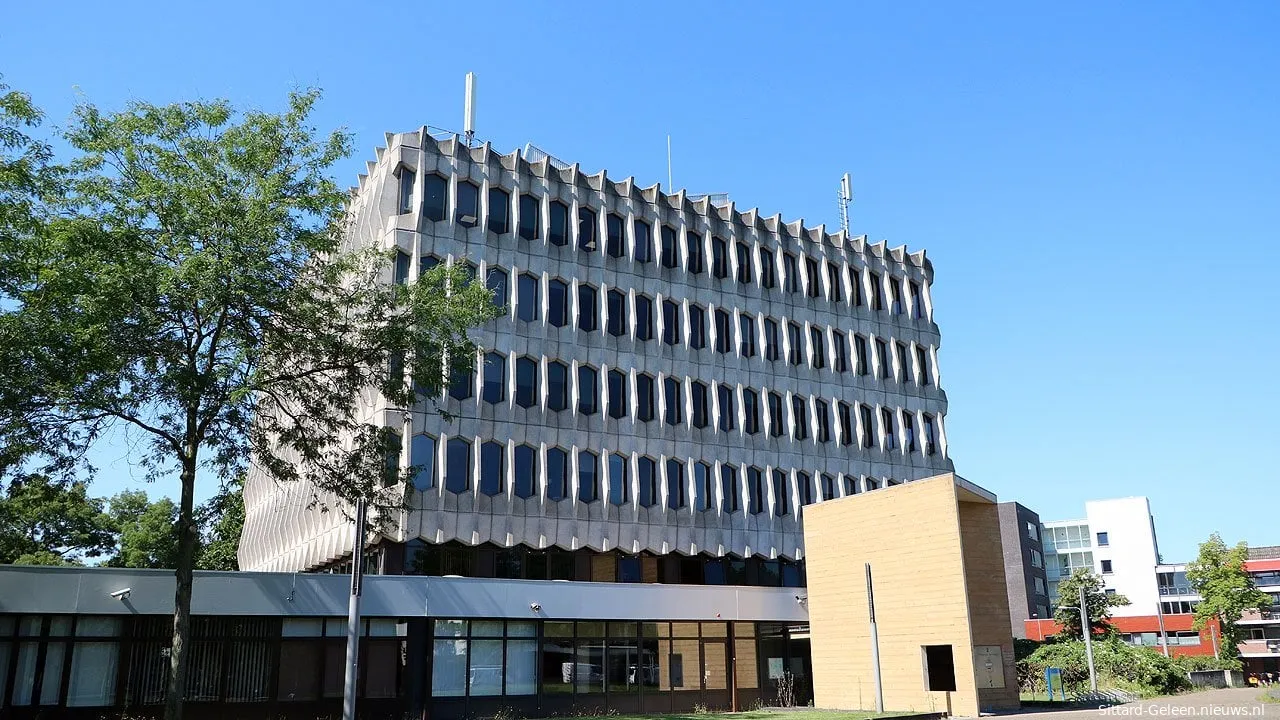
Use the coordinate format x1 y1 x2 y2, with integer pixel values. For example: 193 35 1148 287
240 130 955 573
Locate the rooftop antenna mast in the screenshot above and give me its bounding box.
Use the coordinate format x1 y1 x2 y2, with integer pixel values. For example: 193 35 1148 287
838 172 853 235
463 72 477 147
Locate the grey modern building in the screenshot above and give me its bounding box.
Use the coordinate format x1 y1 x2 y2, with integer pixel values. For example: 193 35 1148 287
997 501 1049 638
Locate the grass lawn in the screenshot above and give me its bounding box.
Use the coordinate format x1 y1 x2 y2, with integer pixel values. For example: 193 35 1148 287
571 711 919 720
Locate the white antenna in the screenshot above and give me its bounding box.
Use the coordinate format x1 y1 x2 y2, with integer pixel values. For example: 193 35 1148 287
838 172 853 235
463 72 477 147
666 135 673 191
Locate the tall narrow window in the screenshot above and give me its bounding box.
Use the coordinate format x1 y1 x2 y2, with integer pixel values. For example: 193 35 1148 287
743 388 760 435
719 464 740 512
916 346 931 386
660 226 678 268
445 437 471 493
910 281 924 319
607 370 627 419
691 381 708 428
456 182 479 227
547 361 568 412
686 231 704 274
578 207 597 251
608 453 629 506
577 284 597 332
487 187 510 235
518 194 539 240
739 313 756 357
815 399 831 443
833 331 848 372
394 250 411 285
843 475 858 496
804 256 820 298
827 262 843 303
787 322 803 366
606 214 625 258
712 237 728 279
607 290 627 337
923 414 938 456
635 295 654 342
850 267 865 307
876 338 890 379
663 377 682 426
881 407 896 450
717 383 735 432
792 395 809 440
637 457 657 507
423 174 447 221
486 268 508 311
714 309 731 354
783 253 800 293
636 374 655 422
904 411 918 452
694 462 712 511
860 404 875 449
577 366 598 415
760 249 776 289
821 474 836 501
662 300 681 346
767 392 784 437
838 402 854 445
411 434 436 490
397 167 415 214
548 279 568 328
449 362 473 400
546 447 568 501
689 305 706 349
798 471 813 506
514 444 537 498
855 334 870 375
666 459 686 509
515 357 538 409
549 201 569 246
810 326 826 369
483 352 505 404
889 277 903 314
578 451 598 502
772 469 790 517
869 272 885 311
517 274 539 323
748 467 765 514
895 341 910 383
634 220 652 263
480 441 504 496
735 242 752 284
764 319 779 362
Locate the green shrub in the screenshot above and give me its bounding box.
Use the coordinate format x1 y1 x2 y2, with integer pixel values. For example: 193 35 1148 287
1172 654 1241 673
1017 638 1191 697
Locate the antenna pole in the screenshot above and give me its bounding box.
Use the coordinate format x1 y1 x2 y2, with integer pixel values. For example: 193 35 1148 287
463 72 477 147
667 135 673 190
838 172 852 235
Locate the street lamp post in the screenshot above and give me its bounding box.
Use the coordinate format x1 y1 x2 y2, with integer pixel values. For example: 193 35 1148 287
1078 584 1098 694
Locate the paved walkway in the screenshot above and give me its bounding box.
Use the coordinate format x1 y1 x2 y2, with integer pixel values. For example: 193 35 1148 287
994 688 1279 719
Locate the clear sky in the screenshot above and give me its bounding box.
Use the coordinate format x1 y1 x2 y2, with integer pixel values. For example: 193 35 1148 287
3 1 1277 562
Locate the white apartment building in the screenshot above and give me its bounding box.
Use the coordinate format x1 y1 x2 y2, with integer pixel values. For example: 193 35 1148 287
1041 497 1162 617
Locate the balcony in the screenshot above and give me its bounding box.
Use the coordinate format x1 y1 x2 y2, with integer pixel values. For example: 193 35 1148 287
1239 608 1280 624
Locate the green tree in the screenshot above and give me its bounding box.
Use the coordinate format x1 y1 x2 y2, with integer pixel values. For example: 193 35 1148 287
196 475 243 571
0 475 116 564
107 490 182 569
0 89 497 720
1053 569 1130 639
1185 533 1269 660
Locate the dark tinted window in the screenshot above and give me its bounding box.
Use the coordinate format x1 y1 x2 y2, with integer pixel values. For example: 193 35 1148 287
772 469 789 517
855 334 870 375
514 444 537 498
637 457 657 507
787 322 802 365
577 284 597 332
606 214 625 258
635 295 653 341
636 374 654 422
910 281 924 319
686 231 704 274
547 362 568 412
860 404 875 448
804 257 820 298
748 467 765 515
719 464 739 512
546 447 568 501
423 174 447 221
577 366 598 415
517 274 539 323
833 331 848 372
764 319 779 361
449 362 473 400
735 242 752 284
549 201 569 246
608 453 629 506
548 279 568 328
904 412 917 452
792 395 809 440
923 414 938 455
743 389 759 435
518 194 539 240
482 352 505 404
456 182 479 226
810 326 825 369
480 441 504 496
694 462 712 511
666 459 686 509
608 369 627 419
797 472 813 506
660 226 678 268
634 220 652 263
578 451 598 502
663 377 682 426
916 346 931 386
896 342 909 383
889 277 903 314
827 262 844 303
691 382 708 428
869 272 884 311
662 300 680 346
689 305 706 349
487 188 510 235
515 357 538 409
821 473 836 501
881 407 896 449
850 267 865 306
486 267 508 310
876 338 890 379
394 250 411 285
714 309 731 353
768 392 784 437
816 399 831 443
760 249 776 289
607 290 627 337
838 402 854 446
739 314 756 357
398 168 415 214
717 383 735 432
783 253 799 293
445 437 471 493
712 237 728 279
578 207 597 251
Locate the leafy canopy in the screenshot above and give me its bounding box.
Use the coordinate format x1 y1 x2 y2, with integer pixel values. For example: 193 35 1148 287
1053 569 1130 639
0 475 116 564
1185 533 1269 659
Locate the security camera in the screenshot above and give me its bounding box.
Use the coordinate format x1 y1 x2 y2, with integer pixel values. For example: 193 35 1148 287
529 602 541 612
794 595 807 604
110 588 131 600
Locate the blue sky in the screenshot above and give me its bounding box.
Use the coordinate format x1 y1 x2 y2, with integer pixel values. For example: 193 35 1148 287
3 1 1277 562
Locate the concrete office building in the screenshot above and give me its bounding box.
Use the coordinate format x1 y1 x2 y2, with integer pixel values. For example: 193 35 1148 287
996 501 1049 638
0 130 967 719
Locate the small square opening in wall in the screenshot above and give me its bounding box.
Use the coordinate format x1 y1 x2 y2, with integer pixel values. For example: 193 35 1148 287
1097 531 1109 546
922 645 956 692
1101 559 1113 574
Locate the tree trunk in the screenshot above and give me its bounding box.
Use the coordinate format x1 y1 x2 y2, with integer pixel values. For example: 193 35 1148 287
164 453 200 720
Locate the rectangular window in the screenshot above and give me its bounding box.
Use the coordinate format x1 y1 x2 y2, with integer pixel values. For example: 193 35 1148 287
904 412 917 452
517 274 539 323
916 346 930 386
827 262 843 303
881 407 896 450
821 474 836 501
713 309 731 353
689 305 706 349
548 280 568 328
850 267 865 306
804 256 820 298
717 384 735 432
686 231 704 274
768 392 784 437
910 281 924 319
397 167 415 214
636 374 654 422
578 207 597 251
832 331 848 372
635 295 653 341
923 413 938 455
577 285 597 332
719 464 740 512
691 382 708 428
694 462 712 512
549 201 569 246
895 342 910 383
712 237 728 279
393 250 411 285
607 371 627 419
876 338 890 379
869 272 884 311
792 395 808 440
735 242 752 284
666 459 686 509
760 249 775 289
787 322 802 366
423 174 447 221
607 290 627 337
518 194 539 240
838 402 854 446
854 334 869 375
1101 559 1113 573
860 404 875 449
889 276 903 314
748 467 765 514
577 366 598 415
609 454 629 505
743 389 760 435
764 319 779 361
488 188 511 235
1097 532 1110 547
809 326 825 369
661 226 678 268
815 400 831 443
456 183 480 227
578 451 598 502
663 377 682 426
1031 550 1043 569
1027 522 1039 541
548 363 568 412
634 220 652 263
783 253 800 293
606 214 625 258
662 300 681 346
771 469 790 517
739 313 756 357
